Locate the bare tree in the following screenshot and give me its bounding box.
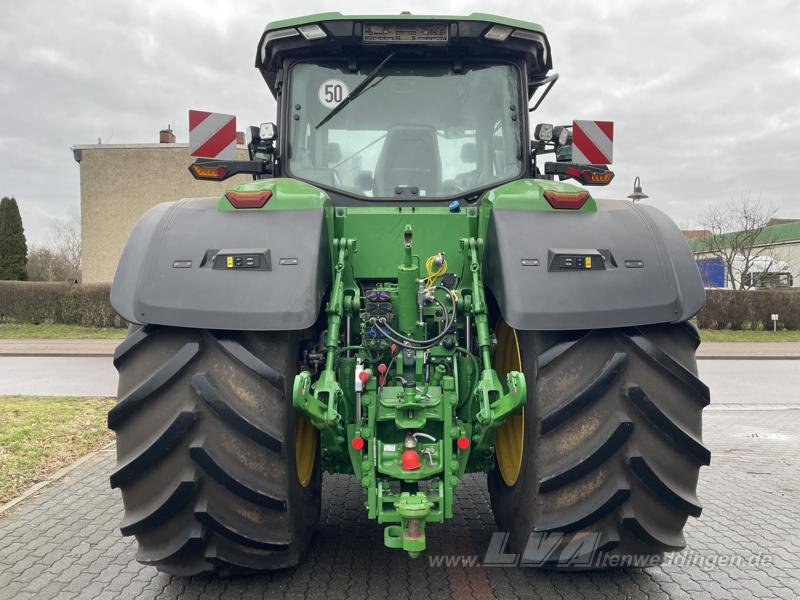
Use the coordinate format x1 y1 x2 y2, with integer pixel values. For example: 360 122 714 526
26 247 66 281
52 212 81 282
26 213 81 282
697 192 783 289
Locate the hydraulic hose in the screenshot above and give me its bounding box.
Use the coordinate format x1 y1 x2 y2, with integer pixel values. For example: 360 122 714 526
371 286 457 350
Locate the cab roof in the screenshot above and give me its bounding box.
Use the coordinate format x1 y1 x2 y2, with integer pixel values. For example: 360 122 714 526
256 12 552 97
264 12 545 34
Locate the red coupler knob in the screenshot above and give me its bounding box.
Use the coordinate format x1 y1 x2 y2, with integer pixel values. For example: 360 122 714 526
401 449 421 470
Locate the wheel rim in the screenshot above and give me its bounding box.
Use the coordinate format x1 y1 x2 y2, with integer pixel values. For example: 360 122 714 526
493 321 525 487
295 415 317 487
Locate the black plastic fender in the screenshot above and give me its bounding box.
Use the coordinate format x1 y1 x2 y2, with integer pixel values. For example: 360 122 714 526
484 199 705 330
111 197 330 330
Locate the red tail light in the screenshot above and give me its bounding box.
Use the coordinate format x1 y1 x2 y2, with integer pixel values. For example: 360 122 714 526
225 190 272 209
543 190 590 210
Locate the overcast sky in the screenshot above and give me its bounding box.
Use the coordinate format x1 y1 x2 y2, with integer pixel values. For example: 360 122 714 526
2 0 799 245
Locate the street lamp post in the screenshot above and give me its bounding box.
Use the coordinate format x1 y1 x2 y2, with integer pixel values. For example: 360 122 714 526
627 176 649 203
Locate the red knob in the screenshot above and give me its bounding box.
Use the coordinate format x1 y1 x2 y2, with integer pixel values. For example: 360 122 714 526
377 363 388 386
390 343 397 355
457 436 470 450
401 449 421 470
351 437 365 450
359 370 371 385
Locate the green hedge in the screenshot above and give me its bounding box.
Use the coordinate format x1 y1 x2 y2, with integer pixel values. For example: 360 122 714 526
0 282 126 328
1 282 798 332
695 289 800 331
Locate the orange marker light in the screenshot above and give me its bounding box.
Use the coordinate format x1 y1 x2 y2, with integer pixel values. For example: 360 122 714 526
189 164 228 180
582 170 615 185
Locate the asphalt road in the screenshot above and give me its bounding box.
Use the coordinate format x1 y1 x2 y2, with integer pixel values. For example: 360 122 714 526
0 357 118 396
0 356 798 403
700 360 800 405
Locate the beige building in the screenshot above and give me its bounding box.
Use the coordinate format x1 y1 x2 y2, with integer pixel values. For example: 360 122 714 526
73 129 249 283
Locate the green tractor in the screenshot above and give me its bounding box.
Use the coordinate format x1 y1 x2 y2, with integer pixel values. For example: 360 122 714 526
109 12 709 574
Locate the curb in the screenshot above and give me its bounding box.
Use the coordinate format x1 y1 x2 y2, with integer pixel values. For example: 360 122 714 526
697 355 800 360
0 441 115 517
0 339 120 358
0 352 113 358
706 404 800 411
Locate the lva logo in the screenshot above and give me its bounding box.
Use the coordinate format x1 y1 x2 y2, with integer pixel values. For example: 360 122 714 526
483 531 605 568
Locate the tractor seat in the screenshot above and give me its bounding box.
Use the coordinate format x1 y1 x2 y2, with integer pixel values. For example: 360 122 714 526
374 125 442 197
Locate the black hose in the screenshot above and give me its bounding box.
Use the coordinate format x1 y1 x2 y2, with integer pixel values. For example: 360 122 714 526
371 286 457 350
375 298 451 347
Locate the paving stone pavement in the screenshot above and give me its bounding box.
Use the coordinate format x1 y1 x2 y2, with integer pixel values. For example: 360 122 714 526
1 407 799 600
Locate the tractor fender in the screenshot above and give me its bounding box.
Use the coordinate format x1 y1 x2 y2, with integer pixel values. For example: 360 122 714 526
111 197 330 330
484 199 705 330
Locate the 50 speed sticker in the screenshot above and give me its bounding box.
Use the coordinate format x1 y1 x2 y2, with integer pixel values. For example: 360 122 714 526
318 79 349 108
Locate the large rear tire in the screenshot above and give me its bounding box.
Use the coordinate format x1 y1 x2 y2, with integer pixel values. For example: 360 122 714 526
489 323 709 569
109 326 321 575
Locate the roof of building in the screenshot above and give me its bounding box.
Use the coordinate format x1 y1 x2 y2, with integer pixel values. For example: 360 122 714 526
689 219 800 252
767 218 799 226
682 229 712 240
71 143 190 150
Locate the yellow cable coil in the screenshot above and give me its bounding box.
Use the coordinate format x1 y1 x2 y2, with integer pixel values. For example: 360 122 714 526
424 254 447 290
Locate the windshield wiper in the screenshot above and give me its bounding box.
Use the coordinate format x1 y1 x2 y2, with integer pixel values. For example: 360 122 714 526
315 52 397 129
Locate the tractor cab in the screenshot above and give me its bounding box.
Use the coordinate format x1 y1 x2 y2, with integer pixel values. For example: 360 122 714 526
191 13 611 194
255 13 551 201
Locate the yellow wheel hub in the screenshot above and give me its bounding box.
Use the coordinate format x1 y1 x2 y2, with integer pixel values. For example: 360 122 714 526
493 321 525 487
295 415 317 487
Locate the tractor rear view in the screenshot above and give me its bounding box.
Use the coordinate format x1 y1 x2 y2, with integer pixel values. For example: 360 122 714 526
108 12 709 574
